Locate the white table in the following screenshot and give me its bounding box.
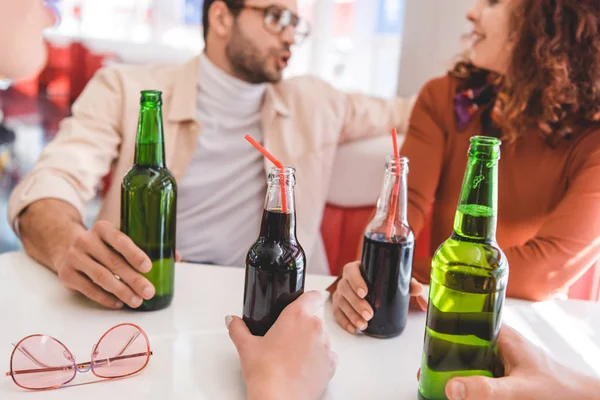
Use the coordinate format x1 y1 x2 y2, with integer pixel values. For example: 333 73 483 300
1 252 599 399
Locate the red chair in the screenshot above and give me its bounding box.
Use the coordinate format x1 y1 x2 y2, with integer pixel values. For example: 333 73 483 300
321 205 374 277
38 40 116 108
320 205 432 277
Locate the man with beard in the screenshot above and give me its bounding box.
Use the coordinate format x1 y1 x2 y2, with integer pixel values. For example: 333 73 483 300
8 0 415 310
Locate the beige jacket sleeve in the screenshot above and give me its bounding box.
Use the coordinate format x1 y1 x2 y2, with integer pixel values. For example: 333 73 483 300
313 77 416 145
339 91 417 144
304 77 417 145
7 67 124 233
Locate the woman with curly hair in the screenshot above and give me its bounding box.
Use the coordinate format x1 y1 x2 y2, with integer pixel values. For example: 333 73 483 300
328 0 600 397
333 0 600 329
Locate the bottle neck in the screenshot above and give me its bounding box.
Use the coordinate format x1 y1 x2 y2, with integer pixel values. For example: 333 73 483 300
453 156 498 242
134 100 166 167
260 185 297 240
377 171 408 224
375 160 408 225
260 167 297 240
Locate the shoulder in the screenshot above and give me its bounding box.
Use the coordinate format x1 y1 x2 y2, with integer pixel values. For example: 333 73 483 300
408 73 461 131
87 57 194 95
566 124 600 172
415 74 459 111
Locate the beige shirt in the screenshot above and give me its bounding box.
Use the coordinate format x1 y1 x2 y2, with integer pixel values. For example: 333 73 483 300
8 54 415 275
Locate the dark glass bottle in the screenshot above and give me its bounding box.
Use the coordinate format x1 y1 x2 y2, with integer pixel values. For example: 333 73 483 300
243 167 306 336
360 156 414 338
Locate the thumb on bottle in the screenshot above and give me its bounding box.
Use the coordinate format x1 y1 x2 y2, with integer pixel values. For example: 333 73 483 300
226 315 253 356
446 376 522 400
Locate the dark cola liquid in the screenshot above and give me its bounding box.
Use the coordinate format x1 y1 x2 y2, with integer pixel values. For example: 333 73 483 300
360 233 414 338
242 209 306 336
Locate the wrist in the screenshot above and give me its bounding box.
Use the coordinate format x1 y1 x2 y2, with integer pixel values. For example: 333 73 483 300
17 199 86 273
247 381 284 400
48 221 86 273
247 375 302 400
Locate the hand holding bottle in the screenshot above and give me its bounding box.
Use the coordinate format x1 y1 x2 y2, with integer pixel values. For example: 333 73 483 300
422 325 600 400
55 220 184 310
56 220 156 309
331 261 424 334
228 291 337 400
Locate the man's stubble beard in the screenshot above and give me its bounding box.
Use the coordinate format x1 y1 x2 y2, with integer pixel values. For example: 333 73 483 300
225 23 283 84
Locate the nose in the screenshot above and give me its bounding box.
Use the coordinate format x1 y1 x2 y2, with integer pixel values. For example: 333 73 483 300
281 25 296 47
466 7 476 23
466 0 481 23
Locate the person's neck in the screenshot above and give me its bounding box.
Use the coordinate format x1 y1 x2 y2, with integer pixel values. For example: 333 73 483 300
205 46 248 83
198 50 267 119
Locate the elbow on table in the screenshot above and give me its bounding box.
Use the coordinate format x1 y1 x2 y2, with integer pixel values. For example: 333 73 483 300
509 288 555 302
506 274 567 302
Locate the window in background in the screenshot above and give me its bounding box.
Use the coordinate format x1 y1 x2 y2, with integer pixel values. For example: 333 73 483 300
188 0 406 98
48 0 153 41
287 0 406 99
44 0 405 96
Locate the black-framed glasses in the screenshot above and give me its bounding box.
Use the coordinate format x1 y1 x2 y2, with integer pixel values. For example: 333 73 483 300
231 3 311 45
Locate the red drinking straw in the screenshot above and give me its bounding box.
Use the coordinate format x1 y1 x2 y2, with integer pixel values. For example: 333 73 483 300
244 135 288 213
386 128 401 240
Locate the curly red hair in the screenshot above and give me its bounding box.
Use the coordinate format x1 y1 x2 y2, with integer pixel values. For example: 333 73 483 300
451 0 600 143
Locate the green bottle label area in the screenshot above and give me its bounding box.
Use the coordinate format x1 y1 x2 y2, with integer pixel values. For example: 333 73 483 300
418 268 504 400
419 212 507 400
144 255 175 297
121 162 177 311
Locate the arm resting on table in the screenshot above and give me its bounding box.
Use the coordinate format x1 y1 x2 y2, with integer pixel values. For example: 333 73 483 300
7 67 125 272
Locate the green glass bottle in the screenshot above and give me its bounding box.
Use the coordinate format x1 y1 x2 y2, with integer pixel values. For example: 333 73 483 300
121 90 177 312
418 136 509 400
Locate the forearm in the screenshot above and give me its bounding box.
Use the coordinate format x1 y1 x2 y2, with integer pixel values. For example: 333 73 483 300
503 246 595 302
18 199 86 273
340 94 416 143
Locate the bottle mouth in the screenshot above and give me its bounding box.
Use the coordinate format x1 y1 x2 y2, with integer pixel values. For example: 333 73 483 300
469 136 501 160
385 155 409 164
268 166 295 174
470 136 501 146
385 156 409 173
268 166 296 186
140 90 163 105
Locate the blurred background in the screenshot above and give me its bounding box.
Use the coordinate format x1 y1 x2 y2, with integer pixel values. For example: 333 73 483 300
0 0 472 253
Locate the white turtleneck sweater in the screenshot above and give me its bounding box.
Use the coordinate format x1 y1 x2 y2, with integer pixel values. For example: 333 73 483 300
176 53 267 267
